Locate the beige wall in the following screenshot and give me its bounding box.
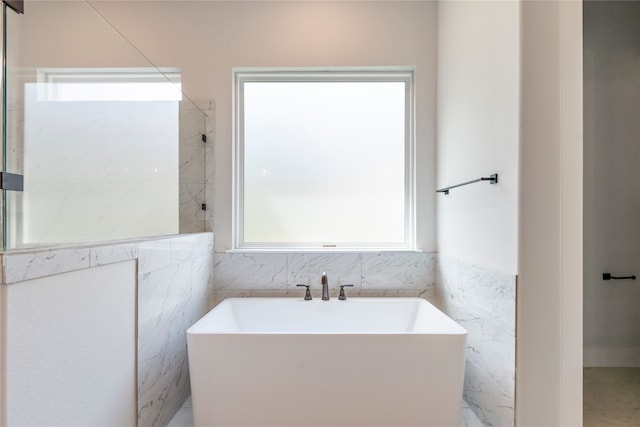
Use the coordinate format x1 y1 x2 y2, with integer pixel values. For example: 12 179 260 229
518 1 583 425
436 0 520 274
86 0 438 252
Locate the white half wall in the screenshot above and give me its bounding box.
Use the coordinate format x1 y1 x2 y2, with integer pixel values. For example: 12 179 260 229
0 233 214 427
436 0 520 275
1 261 137 427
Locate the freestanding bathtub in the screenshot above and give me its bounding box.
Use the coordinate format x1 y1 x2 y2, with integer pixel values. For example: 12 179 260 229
187 298 466 427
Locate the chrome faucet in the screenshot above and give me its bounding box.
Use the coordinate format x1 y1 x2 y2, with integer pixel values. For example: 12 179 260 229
321 272 329 301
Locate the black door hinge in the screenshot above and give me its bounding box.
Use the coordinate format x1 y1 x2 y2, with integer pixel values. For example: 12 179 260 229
0 172 24 191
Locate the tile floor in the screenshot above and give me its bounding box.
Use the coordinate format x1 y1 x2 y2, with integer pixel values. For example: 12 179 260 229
168 396 483 427
584 367 640 427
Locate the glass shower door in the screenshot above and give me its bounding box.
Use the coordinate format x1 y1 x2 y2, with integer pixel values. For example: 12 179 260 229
1 0 210 249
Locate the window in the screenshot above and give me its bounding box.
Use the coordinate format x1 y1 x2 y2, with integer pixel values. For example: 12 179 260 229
36 67 182 101
233 68 414 250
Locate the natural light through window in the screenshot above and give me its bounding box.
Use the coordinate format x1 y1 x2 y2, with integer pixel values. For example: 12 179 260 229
234 69 414 250
36 68 182 102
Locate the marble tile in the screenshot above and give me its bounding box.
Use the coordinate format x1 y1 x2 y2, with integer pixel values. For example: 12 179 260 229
204 108 215 233
178 99 209 237
212 289 252 307
457 261 516 326
138 362 190 427
137 262 191 327
361 252 436 290
138 239 172 274
444 300 484 367
287 253 362 291
211 288 438 308
436 254 461 302
460 406 484 427
211 251 439 305
189 233 214 259
179 184 205 234
354 287 437 300
3 248 91 284
213 253 287 290
481 317 516 397
90 243 138 267
167 397 193 427
169 235 195 264
203 109 215 187
447 298 514 397
178 105 206 185
437 255 516 427
138 263 192 398
188 256 213 326
169 234 212 264
137 236 211 427
463 359 514 427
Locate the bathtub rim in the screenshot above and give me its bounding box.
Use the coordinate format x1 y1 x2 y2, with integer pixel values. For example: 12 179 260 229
187 297 468 336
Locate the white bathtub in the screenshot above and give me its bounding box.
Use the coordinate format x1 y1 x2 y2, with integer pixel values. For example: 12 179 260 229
187 298 466 427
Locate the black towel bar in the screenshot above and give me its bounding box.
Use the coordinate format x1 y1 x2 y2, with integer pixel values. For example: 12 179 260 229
436 174 498 195
602 273 636 281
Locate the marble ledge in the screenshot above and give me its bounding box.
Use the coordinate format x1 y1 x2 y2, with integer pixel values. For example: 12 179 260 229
212 288 437 308
1 232 213 285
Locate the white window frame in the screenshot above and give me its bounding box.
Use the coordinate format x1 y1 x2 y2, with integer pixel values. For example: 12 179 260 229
36 67 182 101
232 67 415 251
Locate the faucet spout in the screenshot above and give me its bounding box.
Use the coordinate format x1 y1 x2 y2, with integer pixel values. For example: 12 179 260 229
321 272 329 301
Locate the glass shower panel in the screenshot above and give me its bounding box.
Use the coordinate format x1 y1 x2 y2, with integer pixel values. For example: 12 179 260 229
2 0 208 249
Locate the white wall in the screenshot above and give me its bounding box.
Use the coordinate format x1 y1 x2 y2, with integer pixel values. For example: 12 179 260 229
86 0 438 252
583 1 640 367
436 0 519 274
518 1 583 425
436 2 520 424
1 261 137 427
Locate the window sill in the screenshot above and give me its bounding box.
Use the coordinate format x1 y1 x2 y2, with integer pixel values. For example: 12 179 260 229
225 248 424 254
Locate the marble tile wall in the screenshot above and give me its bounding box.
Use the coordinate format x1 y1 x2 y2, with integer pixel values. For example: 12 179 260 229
436 255 516 427
1 232 214 427
137 233 214 427
179 100 215 234
212 251 436 305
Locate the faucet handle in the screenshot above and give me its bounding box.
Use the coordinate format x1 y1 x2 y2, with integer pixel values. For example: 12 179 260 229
296 284 312 300
338 284 354 301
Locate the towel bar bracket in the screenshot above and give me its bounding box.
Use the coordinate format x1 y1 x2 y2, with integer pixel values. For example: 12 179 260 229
437 173 498 195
